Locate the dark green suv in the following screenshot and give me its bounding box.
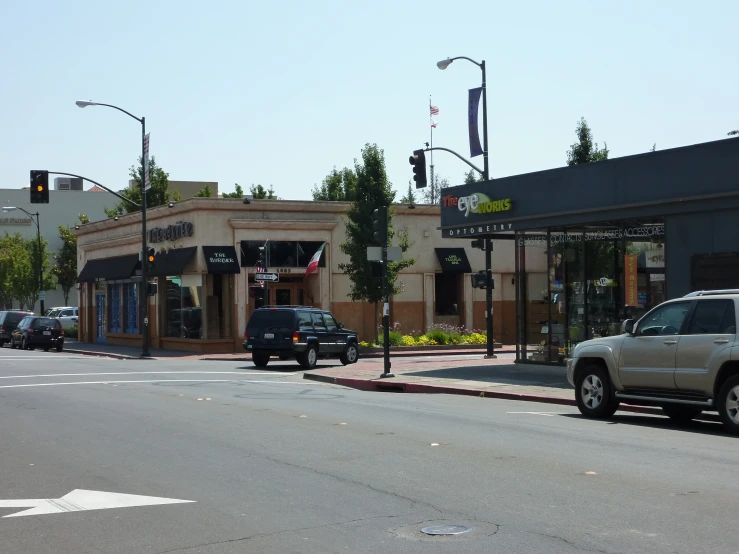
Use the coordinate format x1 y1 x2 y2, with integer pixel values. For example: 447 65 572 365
243 307 359 369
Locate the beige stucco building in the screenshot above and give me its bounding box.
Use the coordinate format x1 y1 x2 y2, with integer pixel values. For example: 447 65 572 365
75 198 540 352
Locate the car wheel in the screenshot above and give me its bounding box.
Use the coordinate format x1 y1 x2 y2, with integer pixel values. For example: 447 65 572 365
661 404 702 423
340 343 359 366
299 345 318 369
21 337 28 351
252 353 270 368
575 364 619 419
718 374 739 435
10 340 17 349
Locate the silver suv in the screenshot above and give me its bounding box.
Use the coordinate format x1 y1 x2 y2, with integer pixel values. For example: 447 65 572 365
567 290 739 434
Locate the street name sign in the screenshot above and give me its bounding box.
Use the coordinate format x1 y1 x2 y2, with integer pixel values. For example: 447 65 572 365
255 272 279 282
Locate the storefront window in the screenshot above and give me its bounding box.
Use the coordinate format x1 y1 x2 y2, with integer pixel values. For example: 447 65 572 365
435 273 460 316
123 283 138 334
166 277 203 339
240 241 326 269
108 284 121 333
205 274 234 339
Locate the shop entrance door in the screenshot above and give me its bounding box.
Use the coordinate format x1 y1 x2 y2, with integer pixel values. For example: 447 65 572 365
271 283 307 307
95 292 106 344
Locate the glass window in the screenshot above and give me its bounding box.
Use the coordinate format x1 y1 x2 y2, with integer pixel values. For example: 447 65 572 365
323 313 338 331
32 318 56 328
638 302 691 336
108 284 121 333
435 273 460 315
205 274 232 339
297 242 327 268
124 283 139 334
687 300 736 335
165 277 203 339
240 241 327 269
246 309 294 331
240 241 265 267
312 312 326 329
297 311 313 329
269 241 298 267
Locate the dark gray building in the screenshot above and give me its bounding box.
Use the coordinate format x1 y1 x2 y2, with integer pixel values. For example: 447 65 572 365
439 138 739 364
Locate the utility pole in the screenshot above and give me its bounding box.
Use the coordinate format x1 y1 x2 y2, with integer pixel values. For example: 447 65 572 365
372 206 393 378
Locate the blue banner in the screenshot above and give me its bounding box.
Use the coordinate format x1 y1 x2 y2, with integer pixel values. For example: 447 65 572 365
468 87 483 158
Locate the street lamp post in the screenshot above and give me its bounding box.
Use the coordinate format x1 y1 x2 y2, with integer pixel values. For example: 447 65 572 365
437 56 496 358
76 100 150 357
3 207 44 315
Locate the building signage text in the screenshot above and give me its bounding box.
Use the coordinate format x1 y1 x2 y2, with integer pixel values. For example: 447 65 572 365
208 251 235 264
443 192 512 217
446 223 515 237
0 217 31 226
519 225 665 247
148 221 194 244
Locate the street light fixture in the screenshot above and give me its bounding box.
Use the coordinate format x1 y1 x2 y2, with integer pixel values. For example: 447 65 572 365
437 55 495 359
3 206 45 315
75 99 150 357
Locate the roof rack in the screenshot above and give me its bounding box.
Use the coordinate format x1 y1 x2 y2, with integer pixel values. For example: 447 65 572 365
255 305 315 309
683 290 739 297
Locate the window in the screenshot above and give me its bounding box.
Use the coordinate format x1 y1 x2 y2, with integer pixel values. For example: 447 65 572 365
240 241 327 269
638 302 691 336
32 318 57 329
60 309 73 317
108 284 121 333
435 273 460 316
124 283 139 334
165 277 203 339
312 312 326 329
323 313 338 331
687 301 736 335
297 311 313 330
205 274 233 339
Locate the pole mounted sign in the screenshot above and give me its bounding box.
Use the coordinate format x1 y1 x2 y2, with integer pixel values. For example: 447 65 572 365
143 133 151 191
255 272 279 282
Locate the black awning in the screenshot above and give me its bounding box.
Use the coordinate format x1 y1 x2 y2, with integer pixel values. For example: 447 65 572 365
149 246 197 277
203 246 241 274
77 254 139 283
435 248 472 273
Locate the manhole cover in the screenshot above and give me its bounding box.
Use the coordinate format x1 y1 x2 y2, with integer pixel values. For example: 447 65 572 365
421 525 472 536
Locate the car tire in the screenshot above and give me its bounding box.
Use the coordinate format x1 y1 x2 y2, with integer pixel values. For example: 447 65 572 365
252 353 270 368
10 340 17 349
21 337 28 351
340 343 359 366
575 364 619 419
299 345 318 369
717 374 739 435
661 404 702 423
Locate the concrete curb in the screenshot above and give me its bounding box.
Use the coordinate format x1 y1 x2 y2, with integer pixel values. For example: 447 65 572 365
302 372 663 416
63 348 153 361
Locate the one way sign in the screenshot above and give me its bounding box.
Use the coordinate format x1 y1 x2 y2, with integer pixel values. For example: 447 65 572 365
255 272 279 282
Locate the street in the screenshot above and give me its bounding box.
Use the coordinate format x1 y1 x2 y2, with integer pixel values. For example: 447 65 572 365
0 347 737 553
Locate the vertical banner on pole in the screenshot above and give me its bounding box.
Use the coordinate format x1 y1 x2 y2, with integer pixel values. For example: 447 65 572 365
143 133 151 191
468 87 483 158
625 254 638 306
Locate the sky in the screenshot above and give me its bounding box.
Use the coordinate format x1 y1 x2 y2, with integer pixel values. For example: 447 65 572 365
1 0 737 201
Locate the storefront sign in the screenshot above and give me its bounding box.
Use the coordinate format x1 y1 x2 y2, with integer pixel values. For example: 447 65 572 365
443 193 512 217
519 225 665 247
148 221 194 244
202 245 240 274
0 217 31 225
446 222 515 237
625 254 638 306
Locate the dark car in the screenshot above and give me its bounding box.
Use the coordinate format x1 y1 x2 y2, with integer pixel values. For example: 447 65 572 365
10 316 65 352
0 311 34 347
243 307 359 368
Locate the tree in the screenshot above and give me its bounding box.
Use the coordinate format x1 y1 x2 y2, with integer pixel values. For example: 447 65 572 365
730 130 739 137
2 233 55 311
421 174 449 205
104 156 180 217
250 184 277 199
194 183 213 197
566 117 609 165
400 180 416 204
52 214 90 305
312 167 358 201
0 233 24 309
463 169 483 184
222 183 244 198
338 144 415 342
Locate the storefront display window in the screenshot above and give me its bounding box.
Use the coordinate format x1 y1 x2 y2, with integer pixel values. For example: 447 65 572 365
108 284 121 333
205 274 234 339
240 241 326 269
166 277 203 339
123 283 138 334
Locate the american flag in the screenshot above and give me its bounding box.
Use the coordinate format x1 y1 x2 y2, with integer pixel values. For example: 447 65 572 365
431 119 438 128
430 105 439 115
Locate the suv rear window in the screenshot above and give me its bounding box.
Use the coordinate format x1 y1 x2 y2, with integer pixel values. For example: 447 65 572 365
4 312 28 324
247 310 295 330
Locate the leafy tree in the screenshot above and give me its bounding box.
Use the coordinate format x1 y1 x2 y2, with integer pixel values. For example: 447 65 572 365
463 169 483 184
400 180 416 204
194 183 213 197
312 167 358 201
338 144 415 342
729 130 738 137
1 233 55 311
104 157 180 217
0 232 23 309
250 184 277 199
222 183 244 198
421 174 449 205
52 214 90 305
566 117 609 165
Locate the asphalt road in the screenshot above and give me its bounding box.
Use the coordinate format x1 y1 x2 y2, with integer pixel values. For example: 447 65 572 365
0 347 737 553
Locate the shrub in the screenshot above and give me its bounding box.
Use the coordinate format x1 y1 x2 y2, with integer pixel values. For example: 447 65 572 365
426 328 450 345
464 332 487 345
400 335 416 346
388 331 403 347
66 325 79 339
359 341 374 348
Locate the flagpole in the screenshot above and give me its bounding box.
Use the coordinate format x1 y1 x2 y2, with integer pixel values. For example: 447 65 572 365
429 95 434 201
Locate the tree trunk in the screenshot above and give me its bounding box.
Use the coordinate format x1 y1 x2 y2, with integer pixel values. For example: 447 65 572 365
63 287 70 306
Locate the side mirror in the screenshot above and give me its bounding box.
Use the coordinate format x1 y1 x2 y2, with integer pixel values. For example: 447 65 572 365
337 322 344 329
622 319 635 335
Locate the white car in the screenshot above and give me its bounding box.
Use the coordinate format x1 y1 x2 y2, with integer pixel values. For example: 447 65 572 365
46 307 78 329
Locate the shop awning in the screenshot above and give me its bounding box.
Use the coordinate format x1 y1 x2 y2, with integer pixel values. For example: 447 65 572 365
435 248 472 273
203 246 241 274
77 254 140 283
149 246 197 277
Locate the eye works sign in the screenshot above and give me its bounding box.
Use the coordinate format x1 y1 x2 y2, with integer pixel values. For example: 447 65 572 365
443 193 512 217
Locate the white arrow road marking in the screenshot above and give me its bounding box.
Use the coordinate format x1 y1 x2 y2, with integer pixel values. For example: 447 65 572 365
0 489 195 518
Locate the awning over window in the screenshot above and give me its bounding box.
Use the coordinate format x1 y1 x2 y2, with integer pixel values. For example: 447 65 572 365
435 248 472 273
77 254 140 283
149 246 197 277
203 246 241 274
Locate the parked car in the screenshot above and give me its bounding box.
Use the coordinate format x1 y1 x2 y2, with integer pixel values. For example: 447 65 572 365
46 306 79 329
243 306 359 368
567 290 739 434
0 310 35 347
10 316 65 352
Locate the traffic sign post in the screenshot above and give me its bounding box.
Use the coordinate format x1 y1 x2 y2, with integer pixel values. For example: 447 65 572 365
255 272 279 282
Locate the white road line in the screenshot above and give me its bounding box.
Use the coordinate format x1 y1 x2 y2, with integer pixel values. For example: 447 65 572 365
0 371 299 380
507 411 564 417
0 356 113 360
0 379 327 389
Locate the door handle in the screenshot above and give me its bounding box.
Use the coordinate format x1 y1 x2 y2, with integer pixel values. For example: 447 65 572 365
664 340 678 345
715 338 730 344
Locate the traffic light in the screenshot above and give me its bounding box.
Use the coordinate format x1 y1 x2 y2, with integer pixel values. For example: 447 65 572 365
471 239 485 250
146 247 156 271
372 206 388 246
471 270 494 289
146 282 158 296
409 149 427 189
30 170 49 204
